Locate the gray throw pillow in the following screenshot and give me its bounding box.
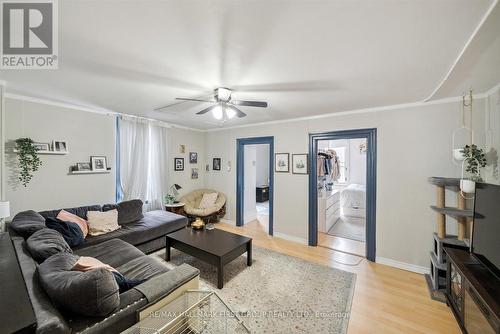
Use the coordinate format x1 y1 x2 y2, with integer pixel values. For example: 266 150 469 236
102 199 144 225
10 210 46 238
26 228 72 263
38 253 120 317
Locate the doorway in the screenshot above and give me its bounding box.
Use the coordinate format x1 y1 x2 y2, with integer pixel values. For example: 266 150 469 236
236 137 274 235
309 129 376 261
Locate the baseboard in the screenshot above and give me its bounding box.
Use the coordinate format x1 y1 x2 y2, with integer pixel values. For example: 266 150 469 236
376 257 430 275
273 232 308 245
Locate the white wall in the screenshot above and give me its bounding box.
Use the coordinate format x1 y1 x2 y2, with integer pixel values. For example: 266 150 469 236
255 144 270 186
349 138 367 185
167 127 206 199
204 96 497 268
4 98 116 215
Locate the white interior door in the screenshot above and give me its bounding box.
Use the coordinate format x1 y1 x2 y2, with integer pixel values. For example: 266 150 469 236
244 145 257 224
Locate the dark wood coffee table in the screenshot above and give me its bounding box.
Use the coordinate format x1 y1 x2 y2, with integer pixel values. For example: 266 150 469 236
165 228 252 289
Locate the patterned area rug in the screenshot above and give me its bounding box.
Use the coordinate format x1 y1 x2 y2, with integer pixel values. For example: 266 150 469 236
153 246 356 333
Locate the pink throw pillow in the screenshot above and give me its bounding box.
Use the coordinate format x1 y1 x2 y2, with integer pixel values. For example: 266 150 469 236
57 209 89 238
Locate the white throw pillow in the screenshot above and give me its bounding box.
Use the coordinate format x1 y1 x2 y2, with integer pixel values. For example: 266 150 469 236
198 193 218 209
87 210 120 236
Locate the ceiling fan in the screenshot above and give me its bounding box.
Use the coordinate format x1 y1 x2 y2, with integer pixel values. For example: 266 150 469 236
155 87 268 120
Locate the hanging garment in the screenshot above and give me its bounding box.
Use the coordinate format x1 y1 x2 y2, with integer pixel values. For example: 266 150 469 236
328 149 341 181
317 156 326 176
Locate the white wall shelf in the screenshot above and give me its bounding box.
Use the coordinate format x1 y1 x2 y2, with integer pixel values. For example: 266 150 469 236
13 149 68 155
68 170 110 175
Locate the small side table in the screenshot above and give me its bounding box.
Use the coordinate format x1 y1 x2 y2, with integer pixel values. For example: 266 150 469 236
164 202 185 216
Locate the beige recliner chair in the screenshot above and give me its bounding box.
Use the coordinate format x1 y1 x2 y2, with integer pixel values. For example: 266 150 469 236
180 189 226 223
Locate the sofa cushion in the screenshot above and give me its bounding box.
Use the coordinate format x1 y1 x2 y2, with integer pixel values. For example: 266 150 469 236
45 217 84 247
74 238 147 269
57 209 88 237
38 252 120 317
87 210 120 236
102 199 144 225
11 237 71 334
26 229 72 263
10 210 46 238
199 192 218 209
73 210 187 250
39 205 102 221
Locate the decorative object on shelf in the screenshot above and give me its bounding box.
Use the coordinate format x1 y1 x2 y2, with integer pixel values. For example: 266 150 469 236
76 162 91 171
191 217 205 230
15 138 43 187
33 142 50 151
174 158 184 171
213 158 221 171
191 168 198 179
461 144 487 182
165 184 182 204
90 156 107 171
0 201 10 232
189 152 197 164
53 140 68 153
359 142 367 153
179 144 185 153
292 154 308 174
275 153 289 173
452 90 474 164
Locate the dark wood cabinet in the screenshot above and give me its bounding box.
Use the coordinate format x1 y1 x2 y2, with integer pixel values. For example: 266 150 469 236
445 248 500 334
256 186 269 203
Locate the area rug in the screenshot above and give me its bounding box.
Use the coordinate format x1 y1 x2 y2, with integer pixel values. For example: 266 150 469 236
153 246 356 333
328 215 366 242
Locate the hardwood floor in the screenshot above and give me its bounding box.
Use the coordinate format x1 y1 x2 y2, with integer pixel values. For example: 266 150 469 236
216 220 460 334
318 231 366 257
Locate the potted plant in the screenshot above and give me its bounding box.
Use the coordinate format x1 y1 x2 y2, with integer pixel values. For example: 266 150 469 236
15 138 42 187
460 144 487 193
164 194 175 205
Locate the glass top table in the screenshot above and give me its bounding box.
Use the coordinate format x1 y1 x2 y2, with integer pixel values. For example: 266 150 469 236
122 290 250 334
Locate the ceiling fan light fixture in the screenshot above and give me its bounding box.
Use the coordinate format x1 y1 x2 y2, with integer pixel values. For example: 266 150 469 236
215 87 232 102
212 104 223 120
226 107 236 119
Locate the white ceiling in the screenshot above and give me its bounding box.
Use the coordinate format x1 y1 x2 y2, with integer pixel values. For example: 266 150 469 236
0 0 497 130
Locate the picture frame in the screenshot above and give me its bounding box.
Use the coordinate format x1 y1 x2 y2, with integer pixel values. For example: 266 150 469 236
213 158 221 171
174 158 184 171
189 152 198 164
179 145 186 153
292 154 308 174
76 162 91 171
53 140 68 152
33 142 50 151
191 168 199 179
90 156 107 171
275 153 289 173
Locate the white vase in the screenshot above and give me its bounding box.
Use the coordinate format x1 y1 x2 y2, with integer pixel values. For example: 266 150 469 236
460 179 476 193
453 149 465 161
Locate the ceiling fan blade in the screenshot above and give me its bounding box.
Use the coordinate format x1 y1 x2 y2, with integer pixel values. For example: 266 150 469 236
175 98 215 103
154 93 214 111
227 105 247 118
231 100 268 108
196 105 218 115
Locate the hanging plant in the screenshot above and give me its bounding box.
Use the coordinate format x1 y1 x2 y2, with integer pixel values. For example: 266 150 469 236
15 138 42 187
462 144 487 182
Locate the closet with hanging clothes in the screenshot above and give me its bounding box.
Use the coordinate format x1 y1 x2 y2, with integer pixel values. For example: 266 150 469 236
317 149 341 233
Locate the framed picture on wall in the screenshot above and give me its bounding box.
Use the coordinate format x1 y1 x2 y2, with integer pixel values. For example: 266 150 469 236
53 140 68 153
76 162 91 171
213 158 221 171
275 153 289 173
189 152 198 164
191 168 199 179
33 142 50 151
91 156 107 171
174 158 184 171
292 154 308 174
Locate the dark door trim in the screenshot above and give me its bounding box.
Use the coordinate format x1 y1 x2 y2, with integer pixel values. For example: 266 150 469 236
308 128 377 261
236 136 274 235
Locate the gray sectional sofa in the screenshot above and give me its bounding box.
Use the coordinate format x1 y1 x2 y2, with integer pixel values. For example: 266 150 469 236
8 204 199 334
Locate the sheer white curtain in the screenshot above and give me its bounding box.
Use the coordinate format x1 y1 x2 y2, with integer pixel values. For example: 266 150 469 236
119 117 169 211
